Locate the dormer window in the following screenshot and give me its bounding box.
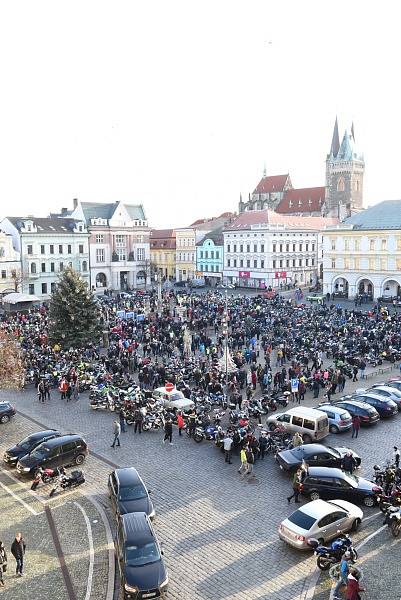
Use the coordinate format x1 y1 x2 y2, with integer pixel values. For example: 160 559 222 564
308 198 312 205
289 200 293 208
298 199 302 206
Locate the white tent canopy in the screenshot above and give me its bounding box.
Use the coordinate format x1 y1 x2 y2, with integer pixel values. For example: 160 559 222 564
2 292 40 304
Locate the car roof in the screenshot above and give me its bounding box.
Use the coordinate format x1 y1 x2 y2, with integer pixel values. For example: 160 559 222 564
291 444 330 454
307 467 345 478
285 407 327 419
316 405 349 415
114 467 141 486
335 399 370 409
38 434 83 448
294 499 340 519
354 392 387 401
121 512 153 545
25 430 60 440
372 385 401 395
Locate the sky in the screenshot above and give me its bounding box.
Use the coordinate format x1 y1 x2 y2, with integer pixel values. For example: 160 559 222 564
1 0 400 229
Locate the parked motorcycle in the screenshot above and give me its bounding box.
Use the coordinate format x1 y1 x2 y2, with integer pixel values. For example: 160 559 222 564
49 470 86 497
383 504 401 537
307 534 358 570
31 466 65 490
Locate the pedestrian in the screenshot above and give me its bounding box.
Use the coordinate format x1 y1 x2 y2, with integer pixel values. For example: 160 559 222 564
341 452 357 475
258 433 268 460
10 533 25 577
72 380 79 402
176 412 184 436
163 417 173 445
44 380 51 401
238 447 247 474
352 365 358 382
0 541 7 586
111 420 121 448
333 551 351 599
287 468 302 503
393 446 400 468
134 406 143 434
346 568 364 600
37 380 45 403
223 435 233 464
119 409 127 433
292 432 303 448
351 414 360 439
65 382 72 402
187 409 197 437
245 446 254 475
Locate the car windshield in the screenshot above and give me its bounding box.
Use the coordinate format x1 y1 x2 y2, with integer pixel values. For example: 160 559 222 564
31 446 51 458
344 472 358 486
119 484 147 501
327 447 340 457
125 542 160 566
290 447 305 458
287 510 316 531
17 437 35 451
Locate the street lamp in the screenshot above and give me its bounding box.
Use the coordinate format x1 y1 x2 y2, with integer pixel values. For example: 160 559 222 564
222 289 229 393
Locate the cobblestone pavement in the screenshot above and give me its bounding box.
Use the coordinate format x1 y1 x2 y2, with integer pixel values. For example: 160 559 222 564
1 360 400 600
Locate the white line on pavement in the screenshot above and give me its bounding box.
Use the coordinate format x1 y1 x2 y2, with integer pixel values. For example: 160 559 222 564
356 525 387 551
74 501 95 600
0 479 39 516
89 495 115 600
0 466 47 504
362 511 381 523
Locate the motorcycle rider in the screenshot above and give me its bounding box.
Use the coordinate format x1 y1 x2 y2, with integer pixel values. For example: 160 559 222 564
187 409 197 437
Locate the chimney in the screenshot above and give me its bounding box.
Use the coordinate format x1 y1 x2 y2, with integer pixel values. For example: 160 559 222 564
73 198 78 209
61 208 68 215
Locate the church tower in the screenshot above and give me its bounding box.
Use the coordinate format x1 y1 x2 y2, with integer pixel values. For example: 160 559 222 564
325 118 365 219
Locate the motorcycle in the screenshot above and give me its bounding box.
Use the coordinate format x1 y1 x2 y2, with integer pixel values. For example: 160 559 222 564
142 412 165 431
383 504 401 537
49 470 86 497
307 534 358 571
31 466 65 490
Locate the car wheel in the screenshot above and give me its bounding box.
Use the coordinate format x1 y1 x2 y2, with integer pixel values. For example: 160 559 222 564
391 520 401 538
0 414 10 424
351 518 361 532
317 537 324 545
329 424 339 434
268 423 276 432
363 495 375 507
302 433 312 444
310 491 320 501
75 454 85 465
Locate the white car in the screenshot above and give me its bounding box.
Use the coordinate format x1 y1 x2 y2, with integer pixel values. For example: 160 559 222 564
152 387 195 412
278 498 363 550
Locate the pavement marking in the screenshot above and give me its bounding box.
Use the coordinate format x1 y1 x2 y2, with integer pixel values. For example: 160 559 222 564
0 465 47 504
89 495 116 600
0 479 40 516
362 511 381 523
74 501 95 600
355 524 387 551
45 504 78 600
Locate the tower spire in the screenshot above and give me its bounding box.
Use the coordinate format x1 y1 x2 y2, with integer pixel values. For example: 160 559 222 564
351 122 355 141
329 116 340 157
263 163 267 177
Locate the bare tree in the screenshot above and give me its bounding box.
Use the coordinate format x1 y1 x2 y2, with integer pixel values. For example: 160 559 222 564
10 269 23 292
0 331 24 389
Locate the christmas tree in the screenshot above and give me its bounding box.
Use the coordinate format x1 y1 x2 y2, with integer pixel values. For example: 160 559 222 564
49 267 102 349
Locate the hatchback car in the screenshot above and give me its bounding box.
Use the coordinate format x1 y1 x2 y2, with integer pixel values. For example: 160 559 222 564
301 467 381 507
314 404 352 433
333 399 380 425
276 444 361 472
16 434 88 476
367 385 401 410
108 467 155 519
278 498 363 550
116 512 168 599
0 402 16 424
385 378 401 393
3 430 61 467
351 392 398 418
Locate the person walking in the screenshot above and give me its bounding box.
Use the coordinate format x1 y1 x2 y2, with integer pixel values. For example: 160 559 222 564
37 380 45 403
59 377 68 400
292 432 303 448
238 447 248 474
258 433 268 460
351 414 360 439
245 446 255 475
11 533 25 577
111 420 121 448
346 568 365 600
134 407 143 434
163 417 173 445
341 452 357 475
393 446 400 468
176 412 185 436
287 468 302 503
119 409 127 433
71 381 79 402
223 435 233 464
333 551 352 599
187 409 197 438
0 541 7 586
352 365 358 382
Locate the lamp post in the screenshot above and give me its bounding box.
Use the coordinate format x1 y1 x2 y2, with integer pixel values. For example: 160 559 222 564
222 289 229 393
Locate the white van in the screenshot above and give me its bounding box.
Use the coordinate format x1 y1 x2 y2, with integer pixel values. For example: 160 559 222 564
266 406 329 443
152 387 195 412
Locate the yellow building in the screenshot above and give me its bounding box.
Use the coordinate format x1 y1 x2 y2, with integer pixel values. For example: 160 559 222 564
149 229 176 280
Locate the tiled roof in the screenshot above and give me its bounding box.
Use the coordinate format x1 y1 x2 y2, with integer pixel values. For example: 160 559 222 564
80 202 146 222
196 227 224 246
224 209 338 231
253 174 289 194
150 229 175 239
5 217 85 233
343 200 401 230
150 229 176 249
276 187 326 214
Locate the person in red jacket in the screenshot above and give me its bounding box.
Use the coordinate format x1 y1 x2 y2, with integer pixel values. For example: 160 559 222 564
346 569 364 600
176 412 184 437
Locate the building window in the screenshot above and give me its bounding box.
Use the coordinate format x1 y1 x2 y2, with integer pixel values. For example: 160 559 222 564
82 261 88 272
311 258 315 266
27 244 33 255
369 258 375 270
246 245 250 253
227 259 231 267
29 284 35 295
254 260 257 268
293 259 296 267
240 245 243 253
253 244 257 252
292 243 296 252
204 265 208 272
299 244 303 252
137 248 145 261
381 239 387 251
59 244 63 254
59 262 64 272
96 234 104 244
354 258 360 270
246 259 250 268
286 259 290 267
96 249 105 263
205 251 208 259
286 244 289 252
305 243 309 252
115 248 125 261
261 260 264 269
227 245 230 253
272 260 276 268
41 283 47 294
211 251 214 259
369 239 375 251
79 244 84 254
200 251 203 259
354 239 360 251
272 244 276 252
344 258 349 270
40 244 45 254
331 258 336 269
41 262 46 273
68 244 72 254
279 260 283 268
50 245 54 254
30 263 36 274
51 262 55 272
380 258 387 271
260 244 264 252
1 270 6 279
311 243 315 251
116 234 125 245
331 239 336 251
298 259 302 266
216 251 219 259
51 282 56 293
240 259 244 267
279 244 283 252
396 258 401 270
337 177 345 192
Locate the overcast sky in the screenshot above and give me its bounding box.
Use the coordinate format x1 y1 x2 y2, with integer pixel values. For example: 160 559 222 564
1 1 400 228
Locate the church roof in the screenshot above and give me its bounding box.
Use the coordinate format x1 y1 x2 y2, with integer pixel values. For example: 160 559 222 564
224 209 338 231
276 187 326 214
343 200 401 230
329 116 340 158
253 174 290 194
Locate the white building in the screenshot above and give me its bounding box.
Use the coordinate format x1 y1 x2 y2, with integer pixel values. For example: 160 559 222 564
323 200 401 300
0 216 89 299
0 229 21 293
223 210 338 289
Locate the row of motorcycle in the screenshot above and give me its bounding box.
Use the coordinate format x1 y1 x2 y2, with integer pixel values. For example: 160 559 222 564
30 466 86 497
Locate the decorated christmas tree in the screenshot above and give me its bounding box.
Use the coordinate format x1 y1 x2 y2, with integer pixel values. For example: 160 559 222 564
49 267 102 349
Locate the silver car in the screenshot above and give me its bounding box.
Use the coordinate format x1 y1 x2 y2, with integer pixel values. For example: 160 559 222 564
368 385 401 410
314 404 352 433
278 498 363 550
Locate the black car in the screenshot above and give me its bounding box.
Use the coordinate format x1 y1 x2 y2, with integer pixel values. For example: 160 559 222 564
350 393 398 418
108 467 155 519
3 430 61 467
333 400 380 425
16 434 88 476
0 402 16 424
276 444 361 472
116 512 168 599
301 467 381 507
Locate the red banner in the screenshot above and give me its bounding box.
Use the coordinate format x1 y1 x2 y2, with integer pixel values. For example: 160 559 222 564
238 271 250 278
274 271 287 279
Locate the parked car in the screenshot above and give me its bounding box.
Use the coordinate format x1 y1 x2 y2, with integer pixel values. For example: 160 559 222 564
0 401 16 424
278 498 363 550
152 387 195 412
266 407 329 443
332 400 380 426
385 378 401 394
276 444 361 472
367 385 401 410
301 467 381 507
108 467 155 519
349 392 398 418
3 430 61 467
16 434 88 476
174 280 187 287
314 404 352 433
115 512 168 599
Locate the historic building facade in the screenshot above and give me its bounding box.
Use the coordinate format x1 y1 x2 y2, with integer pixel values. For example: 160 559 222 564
175 228 197 282
150 229 176 280
196 229 224 281
0 229 21 293
323 200 401 300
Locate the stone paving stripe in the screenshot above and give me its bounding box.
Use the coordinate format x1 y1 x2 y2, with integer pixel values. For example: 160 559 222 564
45 504 78 600
88 496 115 600
356 524 387 551
74 501 95 600
0 465 46 505
0 479 40 515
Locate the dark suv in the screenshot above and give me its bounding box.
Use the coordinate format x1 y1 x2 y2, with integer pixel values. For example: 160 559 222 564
4 430 61 467
16 434 88 476
116 512 168 599
0 402 16 424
